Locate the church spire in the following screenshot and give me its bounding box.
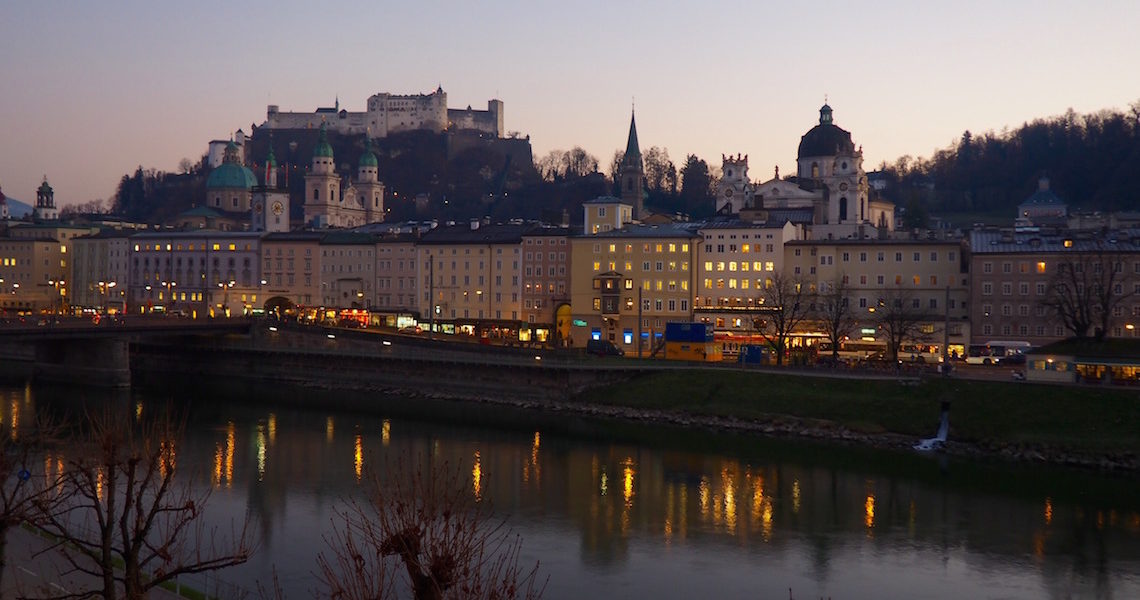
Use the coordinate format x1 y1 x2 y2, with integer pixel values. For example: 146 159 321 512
624 109 641 161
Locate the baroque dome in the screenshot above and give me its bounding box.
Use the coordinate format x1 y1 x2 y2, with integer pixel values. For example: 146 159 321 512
797 104 856 159
207 141 256 190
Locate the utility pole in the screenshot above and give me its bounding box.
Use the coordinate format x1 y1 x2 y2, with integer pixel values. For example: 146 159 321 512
428 254 434 339
637 286 643 357
942 285 950 375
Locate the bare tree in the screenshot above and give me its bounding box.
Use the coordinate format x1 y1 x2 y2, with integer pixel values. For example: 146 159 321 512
1042 243 1135 341
0 416 65 591
643 147 676 194
754 273 812 367
33 406 253 600
874 287 932 362
317 456 545 600
815 276 858 364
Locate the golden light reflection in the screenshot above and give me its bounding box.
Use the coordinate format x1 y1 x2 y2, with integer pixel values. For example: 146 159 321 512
9 399 18 441
96 468 105 502
721 468 736 534
792 479 801 514
213 444 223 486
664 487 674 545
1044 497 1053 525
158 438 176 479
1097 510 1105 530
472 450 482 501
225 421 235 487
864 495 876 532
135 401 143 421
326 417 334 443
353 434 363 482
600 469 608 497
761 498 773 541
698 476 710 517
622 458 635 508
256 424 267 482
752 475 764 529
530 431 540 485
381 419 390 446
1033 532 1046 558
268 413 277 444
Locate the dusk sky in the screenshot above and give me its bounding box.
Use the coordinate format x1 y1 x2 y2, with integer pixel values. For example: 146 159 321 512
2 0 1138 208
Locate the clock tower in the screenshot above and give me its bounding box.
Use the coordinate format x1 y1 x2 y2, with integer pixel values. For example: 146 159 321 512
252 143 290 233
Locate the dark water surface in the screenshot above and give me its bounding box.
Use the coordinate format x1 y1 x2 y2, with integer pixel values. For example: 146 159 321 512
8 381 1140 599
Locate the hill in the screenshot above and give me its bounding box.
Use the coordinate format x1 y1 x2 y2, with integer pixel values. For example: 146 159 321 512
879 101 1140 225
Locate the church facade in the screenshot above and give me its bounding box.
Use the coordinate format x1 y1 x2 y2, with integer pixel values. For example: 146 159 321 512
718 104 894 238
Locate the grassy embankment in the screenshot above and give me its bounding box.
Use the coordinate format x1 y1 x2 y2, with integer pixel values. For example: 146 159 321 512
574 370 1140 458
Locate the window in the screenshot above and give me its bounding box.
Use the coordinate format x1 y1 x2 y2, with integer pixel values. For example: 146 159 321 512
983 282 993 295
983 262 992 274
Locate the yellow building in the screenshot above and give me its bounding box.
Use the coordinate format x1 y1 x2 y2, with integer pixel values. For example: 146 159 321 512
784 238 971 358
0 234 64 313
7 223 100 312
416 223 527 338
261 231 323 312
569 225 699 354
375 234 419 314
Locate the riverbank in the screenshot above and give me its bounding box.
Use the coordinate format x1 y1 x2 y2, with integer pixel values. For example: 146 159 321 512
429 368 1139 472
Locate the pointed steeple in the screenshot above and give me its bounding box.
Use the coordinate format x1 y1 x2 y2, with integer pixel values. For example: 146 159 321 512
624 109 641 161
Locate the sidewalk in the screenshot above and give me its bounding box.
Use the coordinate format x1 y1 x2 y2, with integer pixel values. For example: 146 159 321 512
3 526 185 599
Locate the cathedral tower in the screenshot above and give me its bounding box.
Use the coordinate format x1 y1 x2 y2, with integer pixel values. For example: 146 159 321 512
34 176 58 221
304 123 342 227
356 138 385 223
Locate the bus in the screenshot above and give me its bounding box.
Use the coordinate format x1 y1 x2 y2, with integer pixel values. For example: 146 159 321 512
965 340 1031 365
818 339 886 362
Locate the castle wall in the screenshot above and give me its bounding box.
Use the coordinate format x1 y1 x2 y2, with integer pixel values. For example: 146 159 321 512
262 89 495 138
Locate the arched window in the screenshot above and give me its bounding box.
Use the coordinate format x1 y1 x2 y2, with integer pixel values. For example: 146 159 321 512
839 197 848 221
811 162 819 178
312 188 319 201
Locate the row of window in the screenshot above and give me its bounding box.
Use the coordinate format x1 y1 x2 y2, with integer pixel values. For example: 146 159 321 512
704 244 778 254
794 249 958 263
704 261 777 273
592 297 690 312
593 243 691 254
592 260 690 272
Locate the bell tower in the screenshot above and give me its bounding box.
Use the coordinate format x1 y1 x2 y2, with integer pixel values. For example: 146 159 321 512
619 109 645 220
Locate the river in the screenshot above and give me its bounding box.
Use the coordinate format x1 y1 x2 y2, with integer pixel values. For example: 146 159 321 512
7 380 1140 599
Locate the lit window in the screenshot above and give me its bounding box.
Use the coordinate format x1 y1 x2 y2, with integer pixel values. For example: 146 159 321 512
1037 261 1046 273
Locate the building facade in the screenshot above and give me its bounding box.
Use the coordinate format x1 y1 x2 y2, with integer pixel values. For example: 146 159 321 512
520 228 572 344
70 231 131 312
569 225 699 353
129 231 263 317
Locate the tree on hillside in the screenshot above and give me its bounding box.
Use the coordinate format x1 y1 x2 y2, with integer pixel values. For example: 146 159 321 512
535 148 598 182
643 147 676 195
34 406 253 600
316 456 545 600
1041 243 1136 341
679 155 713 217
815 276 858 364
754 273 812 367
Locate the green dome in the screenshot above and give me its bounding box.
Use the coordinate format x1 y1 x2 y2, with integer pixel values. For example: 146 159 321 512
207 140 256 190
359 139 378 167
313 123 334 159
206 163 257 190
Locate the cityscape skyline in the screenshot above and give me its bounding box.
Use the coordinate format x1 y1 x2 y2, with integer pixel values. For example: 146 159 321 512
2 0 1138 208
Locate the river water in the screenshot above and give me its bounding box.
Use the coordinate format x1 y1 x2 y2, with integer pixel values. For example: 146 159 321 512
7 381 1140 599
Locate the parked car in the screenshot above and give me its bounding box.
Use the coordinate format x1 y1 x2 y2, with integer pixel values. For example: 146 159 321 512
586 339 625 357
999 353 1027 366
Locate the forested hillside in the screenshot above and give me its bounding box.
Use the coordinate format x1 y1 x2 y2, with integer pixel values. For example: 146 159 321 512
880 102 1140 221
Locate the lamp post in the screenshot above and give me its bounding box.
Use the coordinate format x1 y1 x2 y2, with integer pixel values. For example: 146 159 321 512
46 279 65 314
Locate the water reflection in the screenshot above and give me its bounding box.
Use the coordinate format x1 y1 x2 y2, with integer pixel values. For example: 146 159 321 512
16 384 1140 600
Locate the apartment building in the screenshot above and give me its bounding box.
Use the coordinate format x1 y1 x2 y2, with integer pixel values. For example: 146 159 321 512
416 223 528 337
261 231 323 310
969 228 1140 344
785 237 971 356
129 231 263 317
569 224 699 353
70 230 131 312
521 227 572 344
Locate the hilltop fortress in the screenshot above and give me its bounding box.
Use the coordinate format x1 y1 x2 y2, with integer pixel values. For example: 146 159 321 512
260 86 504 138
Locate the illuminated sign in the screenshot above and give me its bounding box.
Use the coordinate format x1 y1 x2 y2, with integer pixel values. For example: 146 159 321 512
572 319 588 327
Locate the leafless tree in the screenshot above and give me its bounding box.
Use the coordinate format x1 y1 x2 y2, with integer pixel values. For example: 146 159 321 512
874 287 932 362
815 276 858 364
0 415 65 591
754 273 812 366
316 456 545 600
643 147 676 194
33 405 253 600
1042 243 1135 341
